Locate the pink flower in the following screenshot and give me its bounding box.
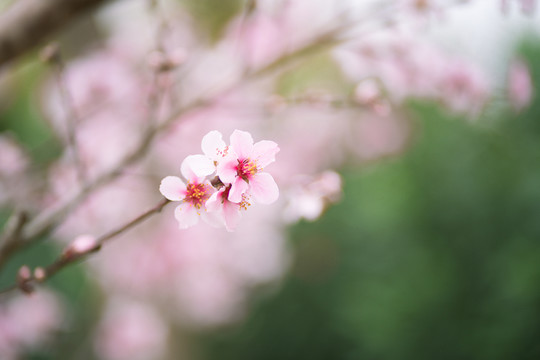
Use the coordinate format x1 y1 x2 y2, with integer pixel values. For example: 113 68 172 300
206 185 251 232
216 130 279 204
159 155 215 229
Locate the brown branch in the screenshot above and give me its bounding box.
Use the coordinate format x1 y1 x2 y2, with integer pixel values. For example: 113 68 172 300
0 0 113 67
0 211 28 265
0 198 171 296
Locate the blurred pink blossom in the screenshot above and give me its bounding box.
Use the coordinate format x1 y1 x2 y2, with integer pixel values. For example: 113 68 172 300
0 135 27 176
94 298 168 360
519 0 537 13
43 49 144 132
349 113 409 161
334 33 491 117
231 13 285 69
283 171 342 223
439 59 490 117
508 59 534 112
0 290 64 359
92 205 288 327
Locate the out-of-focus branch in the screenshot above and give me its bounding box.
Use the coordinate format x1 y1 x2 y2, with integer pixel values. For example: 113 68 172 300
0 198 171 296
42 44 87 185
0 0 112 67
0 24 351 271
0 212 28 265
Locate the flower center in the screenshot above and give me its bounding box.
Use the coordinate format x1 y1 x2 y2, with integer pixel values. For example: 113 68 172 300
185 182 211 209
236 159 258 181
220 185 251 211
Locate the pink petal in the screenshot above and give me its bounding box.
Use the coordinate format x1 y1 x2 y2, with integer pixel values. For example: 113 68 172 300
181 155 215 181
223 200 242 232
228 177 249 203
201 130 227 160
174 203 199 229
205 190 223 212
252 140 280 168
217 156 238 184
201 209 225 228
250 172 279 204
159 176 186 201
230 130 254 160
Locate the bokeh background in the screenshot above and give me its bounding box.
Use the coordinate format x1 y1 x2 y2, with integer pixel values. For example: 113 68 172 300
1 0 540 359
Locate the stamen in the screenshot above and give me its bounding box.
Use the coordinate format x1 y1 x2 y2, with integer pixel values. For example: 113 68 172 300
236 159 259 181
185 182 210 209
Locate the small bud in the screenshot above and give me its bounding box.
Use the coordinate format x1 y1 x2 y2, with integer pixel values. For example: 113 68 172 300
210 176 224 189
17 265 31 280
63 234 99 259
354 79 382 105
34 267 46 282
39 43 61 64
265 94 287 113
17 265 34 294
147 49 186 72
169 48 187 66
303 89 333 107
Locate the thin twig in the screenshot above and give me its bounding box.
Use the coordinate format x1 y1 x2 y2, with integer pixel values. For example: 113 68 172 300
0 211 28 265
0 198 171 296
48 46 86 185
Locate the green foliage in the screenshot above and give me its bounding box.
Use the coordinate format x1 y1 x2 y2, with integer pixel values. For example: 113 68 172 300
0 62 62 164
275 53 350 97
178 0 242 42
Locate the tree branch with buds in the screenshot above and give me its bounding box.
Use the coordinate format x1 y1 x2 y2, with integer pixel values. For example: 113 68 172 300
0 198 171 296
0 23 351 270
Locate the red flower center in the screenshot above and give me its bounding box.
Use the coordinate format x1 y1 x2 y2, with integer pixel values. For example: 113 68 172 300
236 159 258 181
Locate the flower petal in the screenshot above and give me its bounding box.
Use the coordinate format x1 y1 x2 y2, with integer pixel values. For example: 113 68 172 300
228 177 249 203
205 190 223 213
223 200 241 232
217 156 238 184
159 176 186 201
181 154 215 181
174 203 200 229
201 209 225 228
252 140 280 168
230 130 254 160
250 173 279 204
201 130 227 160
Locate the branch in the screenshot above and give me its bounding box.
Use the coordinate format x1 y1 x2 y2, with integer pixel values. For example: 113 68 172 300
0 0 112 67
0 211 29 265
0 198 171 296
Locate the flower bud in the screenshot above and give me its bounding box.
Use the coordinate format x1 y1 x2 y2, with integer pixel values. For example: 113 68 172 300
63 235 99 259
17 265 34 294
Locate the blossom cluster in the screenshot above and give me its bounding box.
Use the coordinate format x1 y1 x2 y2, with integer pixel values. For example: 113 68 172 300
159 130 279 231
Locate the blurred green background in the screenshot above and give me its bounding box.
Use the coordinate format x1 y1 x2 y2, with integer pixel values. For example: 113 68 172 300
197 44 540 360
